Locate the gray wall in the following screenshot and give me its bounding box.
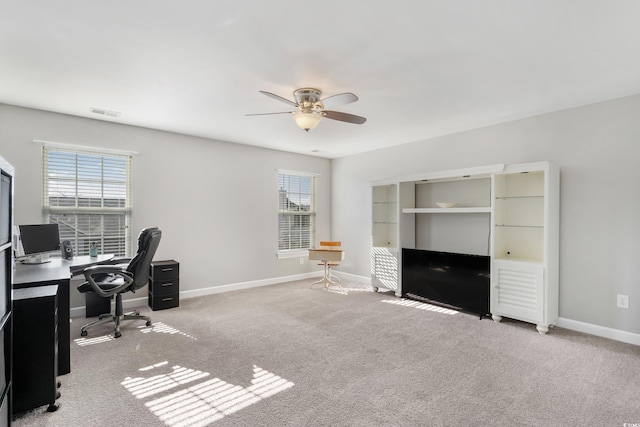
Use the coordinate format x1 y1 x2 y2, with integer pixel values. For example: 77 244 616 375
0 104 331 309
332 94 640 335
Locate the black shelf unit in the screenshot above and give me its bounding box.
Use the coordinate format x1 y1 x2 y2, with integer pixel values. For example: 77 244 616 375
148 260 179 311
0 158 13 426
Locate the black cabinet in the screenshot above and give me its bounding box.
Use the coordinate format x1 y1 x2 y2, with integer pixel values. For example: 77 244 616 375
148 260 179 311
12 285 59 415
0 315 10 427
0 160 13 427
12 276 70 376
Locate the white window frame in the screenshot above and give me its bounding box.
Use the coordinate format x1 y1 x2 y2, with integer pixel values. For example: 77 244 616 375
42 143 133 257
276 170 317 259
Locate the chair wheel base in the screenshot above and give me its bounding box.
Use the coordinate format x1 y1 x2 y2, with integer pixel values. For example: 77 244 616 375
47 403 59 412
79 309 151 338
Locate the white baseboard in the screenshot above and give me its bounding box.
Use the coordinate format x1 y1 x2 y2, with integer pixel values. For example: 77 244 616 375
71 272 325 318
556 317 640 346
329 271 371 284
181 271 371 300
180 272 321 299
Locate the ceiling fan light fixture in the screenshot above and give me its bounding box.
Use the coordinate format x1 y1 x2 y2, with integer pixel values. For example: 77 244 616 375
249 88 366 130
292 112 322 132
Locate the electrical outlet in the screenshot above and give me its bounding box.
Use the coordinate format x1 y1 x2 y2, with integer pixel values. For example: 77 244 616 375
617 294 629 309
299 257 304 265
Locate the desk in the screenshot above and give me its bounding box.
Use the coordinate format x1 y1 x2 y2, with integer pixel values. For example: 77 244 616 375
13 255 114 375
308 248 345 289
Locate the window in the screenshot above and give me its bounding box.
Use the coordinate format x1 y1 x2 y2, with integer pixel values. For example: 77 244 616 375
43 145 133 257
278 171 316 255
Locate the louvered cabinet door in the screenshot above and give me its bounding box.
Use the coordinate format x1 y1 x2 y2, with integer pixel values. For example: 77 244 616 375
491 260 545 330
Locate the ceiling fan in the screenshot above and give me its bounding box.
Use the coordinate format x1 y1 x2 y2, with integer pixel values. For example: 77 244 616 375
247 88 367 132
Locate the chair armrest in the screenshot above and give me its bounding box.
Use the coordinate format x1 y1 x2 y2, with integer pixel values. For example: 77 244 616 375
98 256 131 265
70 256 130 276
83 265 134 298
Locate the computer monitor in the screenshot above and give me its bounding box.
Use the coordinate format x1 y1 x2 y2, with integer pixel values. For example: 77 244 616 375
18 223 61 264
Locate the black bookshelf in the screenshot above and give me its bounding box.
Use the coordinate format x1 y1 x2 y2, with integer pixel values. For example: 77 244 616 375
0 156 14 426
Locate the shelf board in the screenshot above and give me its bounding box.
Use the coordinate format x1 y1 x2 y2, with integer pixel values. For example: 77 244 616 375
402 207 491 214
493 257 544 265
495 195 544 200
495 224 543 229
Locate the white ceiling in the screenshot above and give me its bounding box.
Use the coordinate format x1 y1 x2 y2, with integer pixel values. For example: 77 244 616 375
2 1 640 158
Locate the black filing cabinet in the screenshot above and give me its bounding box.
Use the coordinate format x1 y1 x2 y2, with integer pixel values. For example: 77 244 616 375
12 285 59 415
148 260 179 310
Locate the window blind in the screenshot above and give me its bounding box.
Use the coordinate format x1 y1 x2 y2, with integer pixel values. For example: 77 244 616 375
43 145 133 257
278 172 315 252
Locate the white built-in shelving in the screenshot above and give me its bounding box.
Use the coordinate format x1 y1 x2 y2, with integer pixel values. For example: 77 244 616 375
490 162 559 333
371 184 398 292
370 161 560 334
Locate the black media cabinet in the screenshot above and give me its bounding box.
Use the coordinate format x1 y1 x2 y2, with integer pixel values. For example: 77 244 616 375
402 248 490 317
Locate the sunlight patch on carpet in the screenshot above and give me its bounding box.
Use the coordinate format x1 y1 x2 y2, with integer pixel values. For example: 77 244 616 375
381 298 458 315
122 363 294 426
74 335 115 346
342 285 378 293
324 285 377 295
139 322 197 340
123 362 210 399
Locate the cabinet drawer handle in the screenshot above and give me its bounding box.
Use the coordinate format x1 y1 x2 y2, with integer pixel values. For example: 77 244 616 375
161 297 173 302
161 283 173 287
161 268 174 272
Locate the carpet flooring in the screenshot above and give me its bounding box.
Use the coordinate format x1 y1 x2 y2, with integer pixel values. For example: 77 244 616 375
12 278 640 426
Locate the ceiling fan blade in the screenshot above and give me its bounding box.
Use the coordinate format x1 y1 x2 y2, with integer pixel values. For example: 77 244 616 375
259 91 298 107
320 92 358 109
245 111 293 116
322 110 367 125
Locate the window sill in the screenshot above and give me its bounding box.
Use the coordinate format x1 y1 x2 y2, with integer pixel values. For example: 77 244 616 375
276 250 309 260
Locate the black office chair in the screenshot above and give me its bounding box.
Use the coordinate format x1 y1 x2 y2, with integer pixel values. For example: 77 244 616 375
78 227 162 338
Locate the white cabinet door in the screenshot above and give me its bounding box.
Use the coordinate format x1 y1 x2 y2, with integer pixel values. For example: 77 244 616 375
491 259 544 324
371 247 398 291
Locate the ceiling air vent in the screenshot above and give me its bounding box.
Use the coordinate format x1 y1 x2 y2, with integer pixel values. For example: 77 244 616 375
90 107 121 118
